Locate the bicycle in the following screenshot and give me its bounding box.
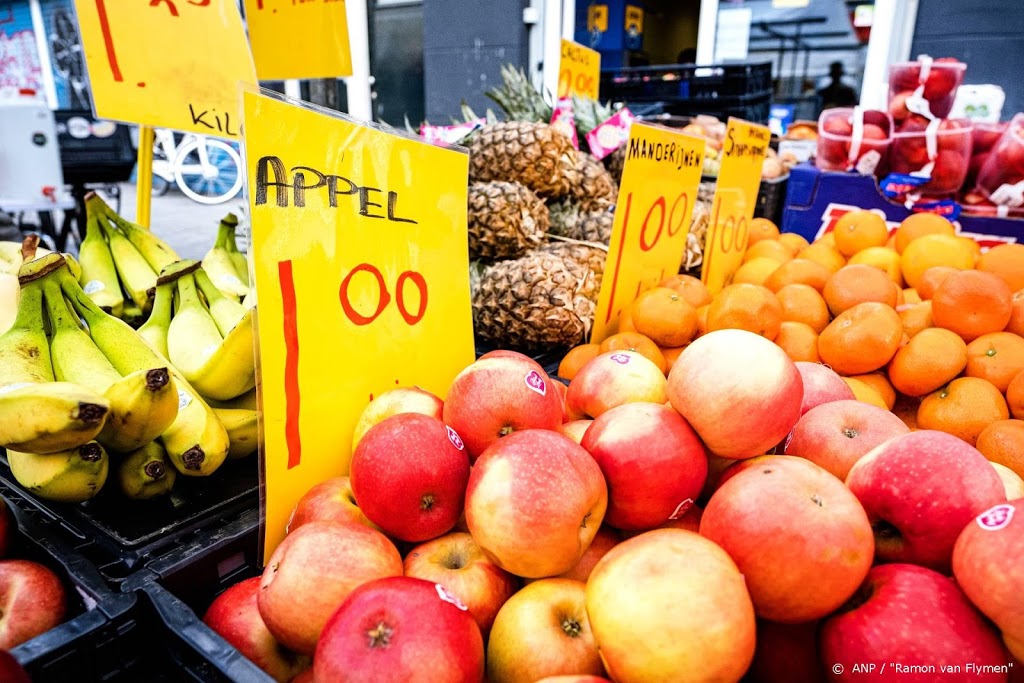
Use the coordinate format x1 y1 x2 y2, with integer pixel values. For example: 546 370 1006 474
151 129 243 205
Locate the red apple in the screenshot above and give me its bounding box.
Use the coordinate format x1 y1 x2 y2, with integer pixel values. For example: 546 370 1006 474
0 560 66 650
403 532 518 636
258 521 403 654
442 355 563 460
287 477 378 534
586 530 756 682
292 670 313 683
581 402 707 530
669 329 803 459
487 579 603 683
551 379 568 422
923 61 961 103
888 90 913 122
534 678 610 683
701 456 874 623
823 115 853 137
203 577 311 682
861 123 887 141
351 387 443 450
553 526 620 583
350 413 470 542
953 499 1024 659
700 451 737 502
465 430 607 578
795 362 857 415
845 430 1007 572
313 576 484 683
747 620 825 683
784 400 911 480
558 419 593 444
821 564 1007 682
0 651 29 683
476 349 544 366
565 351 668 420
620 504 704 539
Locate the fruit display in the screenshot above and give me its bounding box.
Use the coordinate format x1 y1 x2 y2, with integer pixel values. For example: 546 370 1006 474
816 108 893 174
977 113 1024 202
0 242 258 505
193 212 1024 679
889 58 967 121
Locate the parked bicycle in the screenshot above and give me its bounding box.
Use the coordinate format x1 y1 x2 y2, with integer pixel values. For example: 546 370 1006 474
151 129 243 205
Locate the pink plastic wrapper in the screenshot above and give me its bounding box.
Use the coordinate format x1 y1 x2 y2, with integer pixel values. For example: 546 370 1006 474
585 108 636 160
888 57 966 122
815 107 892 176
420 118 485 146
890 117 973 195
977 113 1024 207
550 99 580 150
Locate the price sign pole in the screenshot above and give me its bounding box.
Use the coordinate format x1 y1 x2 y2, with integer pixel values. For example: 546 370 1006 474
591 123 706 342
558 39 601 100
701 118 771 295
72 0 256 136
241 87 476 563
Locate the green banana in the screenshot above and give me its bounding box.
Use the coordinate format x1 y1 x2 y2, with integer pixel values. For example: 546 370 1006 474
212 407 259 459
0 279 52 386
60 269 228 476
118 441 176 500
241 288 256 310
221 213 250 287
207 386 258 411
138 280 172 358
168 273 255 401
88 193 180 272
45 279 179 453
96 213 155 312
62 253 83 282
8 441 108 503
77 213 124 317
195 268 246 336
203 219 249 299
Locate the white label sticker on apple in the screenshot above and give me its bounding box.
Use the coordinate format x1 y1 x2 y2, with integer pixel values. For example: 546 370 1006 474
976 503 1014 531
445 426 465 451
669 498 695 520
609 353 631 365
0 382 33 396
524 370 547 396
435 584 468 611
178 389 192 410
83 280 105 294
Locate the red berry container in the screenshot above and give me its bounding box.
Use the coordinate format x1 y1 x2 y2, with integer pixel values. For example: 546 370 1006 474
977 113 1024 200
965 121 1009 190
888 58 966 121
815 107 893 175
890 118 974 195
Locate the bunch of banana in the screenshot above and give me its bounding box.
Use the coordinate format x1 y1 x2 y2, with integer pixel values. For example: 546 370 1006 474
78 193 181 322
203 214 252 303
0 235 43 335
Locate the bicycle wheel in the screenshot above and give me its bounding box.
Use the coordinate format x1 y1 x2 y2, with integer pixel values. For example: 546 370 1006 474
173 139 243 205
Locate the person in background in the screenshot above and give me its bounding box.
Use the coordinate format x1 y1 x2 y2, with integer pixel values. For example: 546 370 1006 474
818 61 859 109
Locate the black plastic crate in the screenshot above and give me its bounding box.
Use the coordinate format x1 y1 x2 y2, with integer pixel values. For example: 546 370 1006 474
474 339 564 379
0 453 258 586
601 62 773 104
6 498 138 682
118 507 273 682
756 175 790 226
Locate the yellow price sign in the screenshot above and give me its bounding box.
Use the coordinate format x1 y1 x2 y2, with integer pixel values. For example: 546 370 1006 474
701 118 771 295
73 0 255 136
559 39 601 100
243 0 352 80
587 5 609 32
242 88 476 563
592 123 706 342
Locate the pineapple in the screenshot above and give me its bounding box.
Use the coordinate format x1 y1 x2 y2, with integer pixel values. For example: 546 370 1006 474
565 152 617 211
549 201 615 245
540 242 607 289
473 250 598 351
469 122 577 198
468 181 549 261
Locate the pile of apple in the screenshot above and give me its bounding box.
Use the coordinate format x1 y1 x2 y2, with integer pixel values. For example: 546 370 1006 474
0 498 65 682
202 330 1023 683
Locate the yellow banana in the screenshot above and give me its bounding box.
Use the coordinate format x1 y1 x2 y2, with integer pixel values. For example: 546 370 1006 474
203 219 249 299
97 213 155 312
212 407 259 459
241 288 256 310
221 213 250 287
77 212 124 317
195 268 246 336
118 441 176 500
169 273 255 401
109 215 179 273
207 386 258 411
8 441 108 503
0 382 110 454
60 269 228 476
44 278 179 453
62 253 83 282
